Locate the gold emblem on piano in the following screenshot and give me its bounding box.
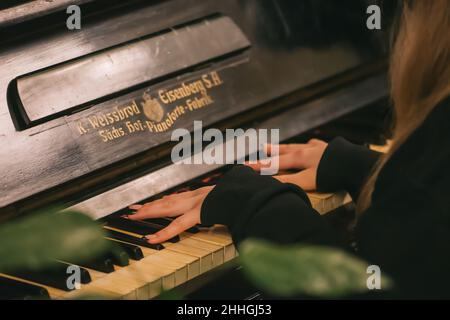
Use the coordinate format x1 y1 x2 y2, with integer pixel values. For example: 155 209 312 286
141 92 164 122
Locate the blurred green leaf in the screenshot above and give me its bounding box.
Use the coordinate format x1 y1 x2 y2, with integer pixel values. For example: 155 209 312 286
157 289 185 300
239 239 393 298
0 209 112 273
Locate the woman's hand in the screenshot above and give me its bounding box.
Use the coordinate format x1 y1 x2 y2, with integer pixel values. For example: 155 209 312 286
127 186 214 244
246 139 328 191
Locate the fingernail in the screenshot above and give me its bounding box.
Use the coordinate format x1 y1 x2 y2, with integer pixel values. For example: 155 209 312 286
146 235 158 243
129 205 143 209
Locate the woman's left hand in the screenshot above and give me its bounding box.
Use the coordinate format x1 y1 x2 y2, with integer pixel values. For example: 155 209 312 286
246 139 328 191
127 186 214 244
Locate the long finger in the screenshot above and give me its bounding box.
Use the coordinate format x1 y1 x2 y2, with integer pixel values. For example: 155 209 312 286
246 153 305 172
128 195 202 220
275 169 316 191
128 188 204 211
265 143 310 156
307 139 324 146
146 212 197 244
129 190 201 211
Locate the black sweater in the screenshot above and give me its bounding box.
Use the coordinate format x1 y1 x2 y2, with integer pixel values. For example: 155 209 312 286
201 96 450 299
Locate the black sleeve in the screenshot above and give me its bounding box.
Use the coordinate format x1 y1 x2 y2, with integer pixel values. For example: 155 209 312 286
354 98 450 298
356 175 450 298
316 137 381 200
201 166 340 247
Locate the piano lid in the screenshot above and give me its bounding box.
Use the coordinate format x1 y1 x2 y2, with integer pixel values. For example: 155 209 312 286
0 0 95 27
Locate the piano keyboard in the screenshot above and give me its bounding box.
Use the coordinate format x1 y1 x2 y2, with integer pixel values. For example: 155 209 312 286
0 189 349 300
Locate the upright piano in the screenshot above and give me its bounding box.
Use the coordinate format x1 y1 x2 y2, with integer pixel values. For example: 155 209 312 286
0 0 390 299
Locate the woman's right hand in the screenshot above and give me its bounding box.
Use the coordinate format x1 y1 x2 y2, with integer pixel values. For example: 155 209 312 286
246 139 328 191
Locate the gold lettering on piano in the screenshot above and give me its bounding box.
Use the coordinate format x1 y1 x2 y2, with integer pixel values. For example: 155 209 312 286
141 93 164 122
74 71 224 142
88 101 141 129
77 122 88 135
99 126 126 142
146 105 186 133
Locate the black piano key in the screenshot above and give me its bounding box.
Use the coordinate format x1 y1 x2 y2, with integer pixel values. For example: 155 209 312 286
107 250 129 267
65 244 128 270
106 229 164 251
202 173 223 184
77 257 115 274
0 276 50 300
106 217 180 243
145 218 200 234
185 226 201 234
109 240 143 261
10 263 91 291
184 182 205 190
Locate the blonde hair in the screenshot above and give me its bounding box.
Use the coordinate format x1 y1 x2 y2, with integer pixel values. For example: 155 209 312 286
358 0 450 212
